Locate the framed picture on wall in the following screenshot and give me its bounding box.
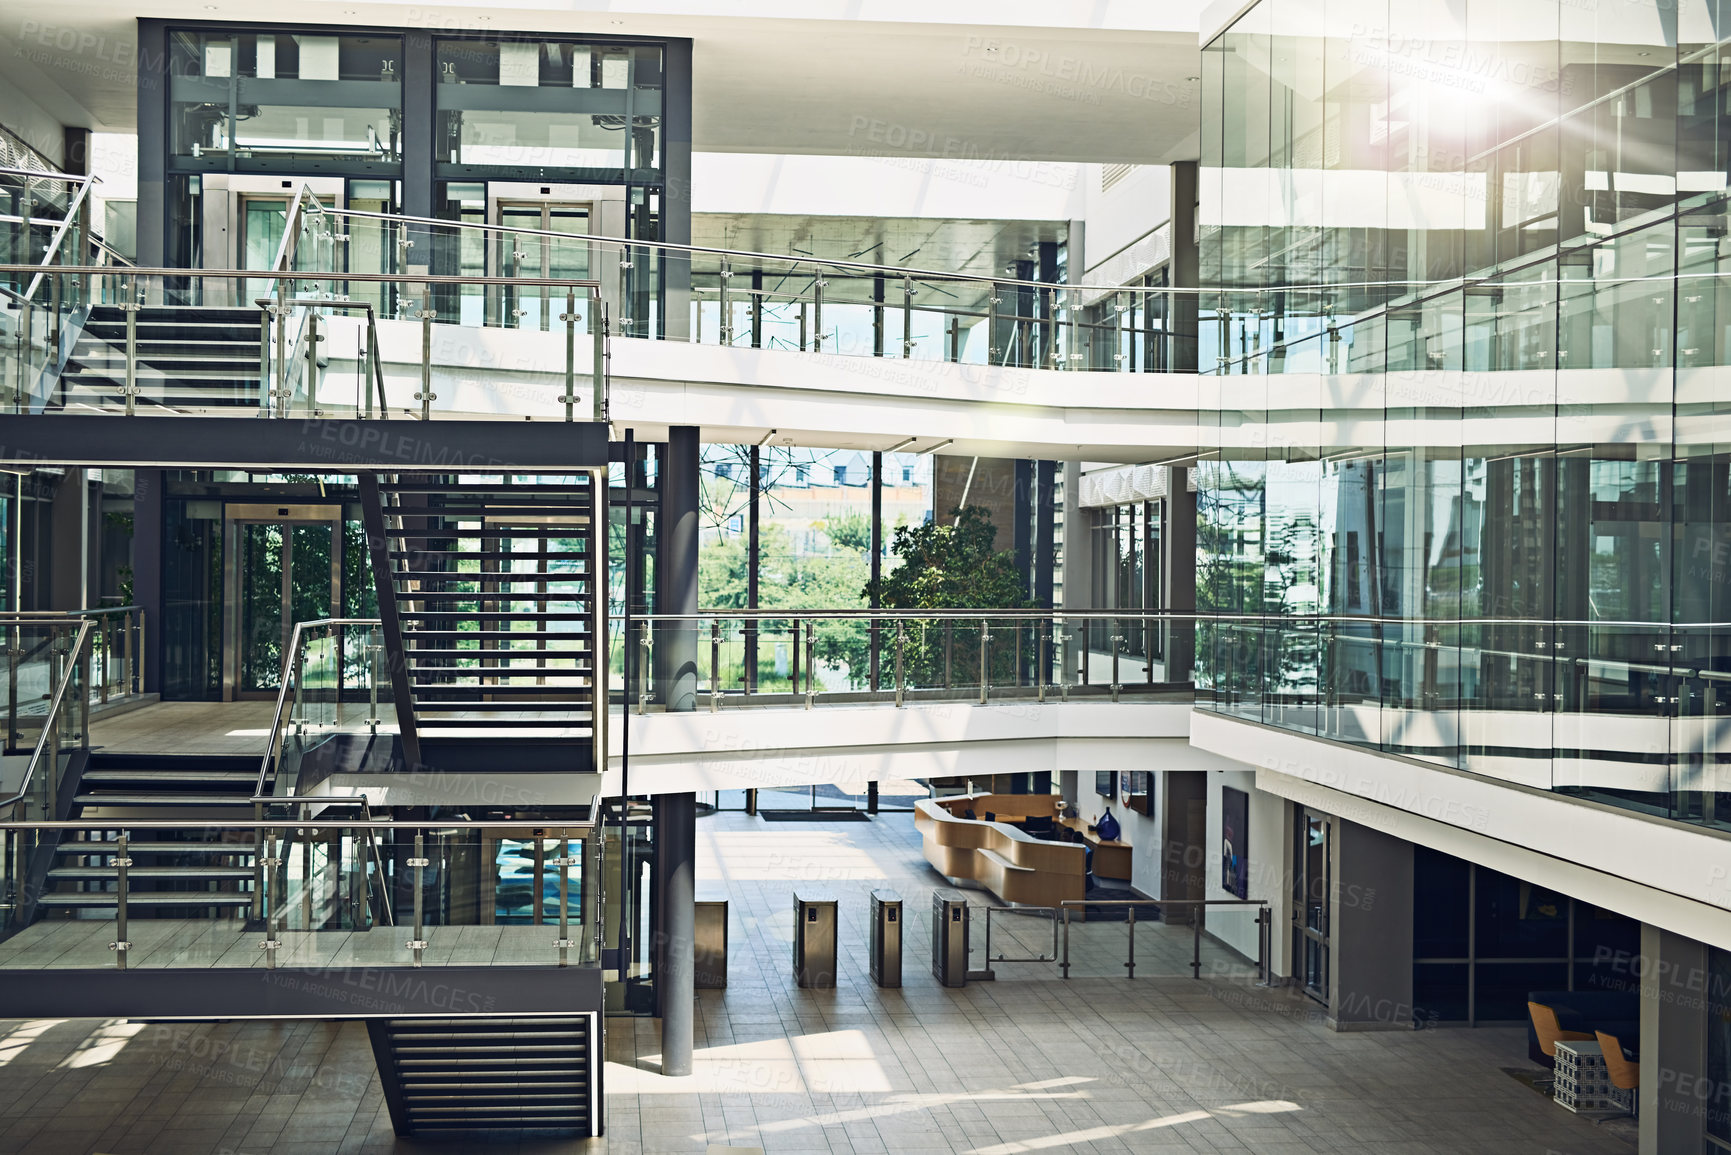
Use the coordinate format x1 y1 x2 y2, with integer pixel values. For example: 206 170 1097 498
1122 771 1154 816
1222 786 1249 899
1095 771 1113 797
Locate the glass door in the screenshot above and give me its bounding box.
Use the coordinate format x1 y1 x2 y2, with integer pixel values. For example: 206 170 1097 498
497 201 592 331
225 505 343 698
1293 809 1331 1003
240 195 289 307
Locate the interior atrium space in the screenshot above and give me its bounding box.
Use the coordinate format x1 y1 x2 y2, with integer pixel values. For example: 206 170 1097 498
0 1 1729 1152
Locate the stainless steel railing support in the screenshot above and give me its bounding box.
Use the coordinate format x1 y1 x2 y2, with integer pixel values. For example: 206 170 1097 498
109 831 131 970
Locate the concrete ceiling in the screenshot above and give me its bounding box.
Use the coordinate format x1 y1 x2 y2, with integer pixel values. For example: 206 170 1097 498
0 1 1206 163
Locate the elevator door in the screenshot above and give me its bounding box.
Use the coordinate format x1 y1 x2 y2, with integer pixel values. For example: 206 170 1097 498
224 505 343 699
496 202 592 330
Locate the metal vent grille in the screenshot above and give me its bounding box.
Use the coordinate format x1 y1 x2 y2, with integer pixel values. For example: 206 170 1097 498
1101 163 1135 191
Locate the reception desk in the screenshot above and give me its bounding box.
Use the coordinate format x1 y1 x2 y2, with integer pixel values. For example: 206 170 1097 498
1057 815 1132 881
914 794 1086 907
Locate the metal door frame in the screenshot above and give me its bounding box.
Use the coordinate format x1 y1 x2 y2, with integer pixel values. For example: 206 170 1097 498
1293 807 1332 1005
221 502 345 700
490 189 596 330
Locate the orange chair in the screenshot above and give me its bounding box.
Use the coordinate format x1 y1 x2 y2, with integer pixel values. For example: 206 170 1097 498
1528 1002 1592 1069
1596 1030 1639 1113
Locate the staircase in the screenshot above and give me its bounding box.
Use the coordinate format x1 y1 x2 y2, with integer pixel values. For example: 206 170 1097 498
58 305 262 411
367 1015 598 1135
361 473 601 748
41 753 265 917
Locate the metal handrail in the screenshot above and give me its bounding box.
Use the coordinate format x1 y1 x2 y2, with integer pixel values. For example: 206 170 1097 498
253 617 385 803
22 173 99 305
627 609 1731 628
0 618 92 813
322 202 1731 299
1058 897 1273 982
0 263 604 289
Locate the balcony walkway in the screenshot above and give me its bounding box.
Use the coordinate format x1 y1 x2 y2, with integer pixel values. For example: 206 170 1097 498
0 806 1636 1154
0 920 563 970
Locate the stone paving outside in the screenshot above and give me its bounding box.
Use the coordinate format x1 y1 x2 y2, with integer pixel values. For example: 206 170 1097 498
0 807 1635 1154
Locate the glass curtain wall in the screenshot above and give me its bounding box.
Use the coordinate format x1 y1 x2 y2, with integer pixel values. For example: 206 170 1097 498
1196 0 1731 828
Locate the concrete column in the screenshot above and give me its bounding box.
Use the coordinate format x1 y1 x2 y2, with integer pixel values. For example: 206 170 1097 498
656 790 696 1077
654 426 699 1078
1165 467 1197 680
133 469 164 694
660 38 693 341
1638 924 1710 1154
869 451 882 692
135 20 167 267
656 427 699 710
1326 820 1414 1031
1169 161 1199 373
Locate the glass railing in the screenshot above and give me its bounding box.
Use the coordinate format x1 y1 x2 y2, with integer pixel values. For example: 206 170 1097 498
611 610 1199 711
0 816 602 971
606 609 1731 833
255 618 393 805
0 265 601 419
0 614 93 822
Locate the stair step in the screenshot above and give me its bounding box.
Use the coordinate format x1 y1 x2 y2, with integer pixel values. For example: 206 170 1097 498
387 1032 585 1043
396 595 598 606
413 684 590 696
388 528 591 540
389 551 588 561
387 1017 592 1029
402 613 592 622
74 792 261 806
381 482 596 494
39 892 253 907
398 1056 583 1068
410 668 593 680
392 571 589 581
412 700 592 711
404 632 589 641
81 769 257 784
47 866 255 881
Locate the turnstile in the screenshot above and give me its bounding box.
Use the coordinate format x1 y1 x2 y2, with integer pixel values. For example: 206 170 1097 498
695 896 728 988
932 888 970 987
793 890 838 988
869 889 903 988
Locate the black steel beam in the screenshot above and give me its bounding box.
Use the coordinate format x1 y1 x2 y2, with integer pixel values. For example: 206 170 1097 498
0 964 605 1020
359 474 424 771
0 416 609 471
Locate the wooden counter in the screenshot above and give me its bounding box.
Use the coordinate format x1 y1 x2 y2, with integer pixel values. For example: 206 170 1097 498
1057 815 1133 881
914 794 1084 907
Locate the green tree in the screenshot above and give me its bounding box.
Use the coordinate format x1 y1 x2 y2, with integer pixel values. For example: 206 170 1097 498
865 505 1026 610
865 506 1029 687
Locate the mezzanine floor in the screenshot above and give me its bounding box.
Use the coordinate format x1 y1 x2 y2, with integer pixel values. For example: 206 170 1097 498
0 809 1634 1155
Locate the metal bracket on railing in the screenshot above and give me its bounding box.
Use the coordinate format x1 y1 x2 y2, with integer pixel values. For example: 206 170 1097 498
894 621 905 708
805 620 816 710
408 834 428 967
638 631 652 715
259 938 282 968
978 625 993 705
1110 634 1124 703
552 852 576 967
415 292 436 420
710 620 721 712
110 832 131 969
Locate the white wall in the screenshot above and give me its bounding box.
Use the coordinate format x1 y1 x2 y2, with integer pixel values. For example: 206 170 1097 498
693 152 1086 221
0 70 65 167
1080 163 1172 280
1205 767 1283 963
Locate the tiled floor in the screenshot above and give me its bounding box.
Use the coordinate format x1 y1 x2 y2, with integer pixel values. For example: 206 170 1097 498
0 808 1634 1154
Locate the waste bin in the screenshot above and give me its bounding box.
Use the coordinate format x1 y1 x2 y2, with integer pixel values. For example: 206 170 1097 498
793 890 838 988
932 888 969 987
869 889 903 988
694 894 728 989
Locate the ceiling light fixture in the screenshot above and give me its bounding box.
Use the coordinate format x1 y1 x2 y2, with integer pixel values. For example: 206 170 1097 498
885 436 918 453
756 429 777 446
921 439 954 455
